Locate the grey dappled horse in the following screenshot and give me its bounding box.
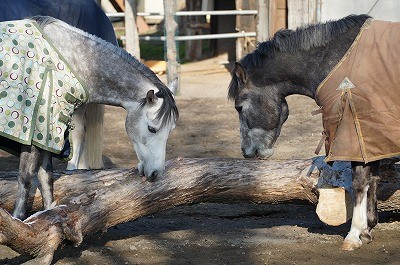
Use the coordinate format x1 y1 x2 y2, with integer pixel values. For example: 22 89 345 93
228 14 387 250
7 17 178 219
0 0 118 170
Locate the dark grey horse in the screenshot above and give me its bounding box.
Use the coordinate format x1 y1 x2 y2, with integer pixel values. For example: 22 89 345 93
228 14 386 250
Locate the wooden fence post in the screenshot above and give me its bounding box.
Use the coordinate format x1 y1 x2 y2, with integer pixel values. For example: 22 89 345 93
235 0 257 60
184 0 205 61
287 0 319 29
257 0 270 42
163 0 180 91
125 0 141 59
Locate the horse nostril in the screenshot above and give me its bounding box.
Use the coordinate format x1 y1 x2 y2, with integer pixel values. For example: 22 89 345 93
243 153 256 159
242 148 256 159
147 171 158 182
235 105 243 113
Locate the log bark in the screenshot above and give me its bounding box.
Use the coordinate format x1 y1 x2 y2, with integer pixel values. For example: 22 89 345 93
0 157 399 264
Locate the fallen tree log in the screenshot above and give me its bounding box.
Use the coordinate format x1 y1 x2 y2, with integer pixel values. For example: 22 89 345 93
0 157 399 264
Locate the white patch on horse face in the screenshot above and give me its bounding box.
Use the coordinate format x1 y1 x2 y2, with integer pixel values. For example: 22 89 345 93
238 98 275 158
237 96 288 160
240 122 275 159
125 95 175 180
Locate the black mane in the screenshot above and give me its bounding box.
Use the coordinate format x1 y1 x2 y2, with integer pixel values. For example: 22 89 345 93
228 14 371 100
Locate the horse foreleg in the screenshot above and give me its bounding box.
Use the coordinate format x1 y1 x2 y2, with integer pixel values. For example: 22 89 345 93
37 150 54 209
67 106 87 170
361 162 380 243
13 145 41 220
342 162 370 251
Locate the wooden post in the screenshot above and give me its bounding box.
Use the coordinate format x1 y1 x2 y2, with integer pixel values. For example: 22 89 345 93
269 0 288 35
257 0 270 42
287 0 318 29
125 0 141 59
184 0 205 61
235 0 257 60
308 0 320 24
287 0 308 29
163 0 180 90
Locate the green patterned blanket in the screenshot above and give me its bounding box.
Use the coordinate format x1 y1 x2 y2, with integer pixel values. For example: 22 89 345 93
0 19 87 155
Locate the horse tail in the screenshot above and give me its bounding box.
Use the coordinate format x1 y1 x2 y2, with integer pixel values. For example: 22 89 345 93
83 103 104 169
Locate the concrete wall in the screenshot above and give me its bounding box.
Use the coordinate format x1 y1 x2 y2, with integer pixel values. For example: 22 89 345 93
320 0 400 22
137 0 163 13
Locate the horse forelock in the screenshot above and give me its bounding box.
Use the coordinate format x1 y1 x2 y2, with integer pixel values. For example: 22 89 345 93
34 16 178 128
155 88 179 127
240 14 371 69
139 87 179 128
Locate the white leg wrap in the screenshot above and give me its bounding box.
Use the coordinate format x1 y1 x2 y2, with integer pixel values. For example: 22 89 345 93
67 107 87 170
344 185 369 246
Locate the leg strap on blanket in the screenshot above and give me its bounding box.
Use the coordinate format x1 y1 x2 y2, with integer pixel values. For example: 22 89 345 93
315 131 327 155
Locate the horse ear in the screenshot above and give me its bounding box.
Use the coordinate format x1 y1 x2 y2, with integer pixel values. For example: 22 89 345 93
168 77 179 96
234 62 247 84
146 90 156 103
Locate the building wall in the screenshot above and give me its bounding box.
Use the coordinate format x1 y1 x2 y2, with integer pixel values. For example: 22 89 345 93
288 0 400 30
320 0 400 22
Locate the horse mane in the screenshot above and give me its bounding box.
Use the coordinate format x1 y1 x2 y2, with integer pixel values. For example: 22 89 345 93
33 16 178 127
228 14 371 100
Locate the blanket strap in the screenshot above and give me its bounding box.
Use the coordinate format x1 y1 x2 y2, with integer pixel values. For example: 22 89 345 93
315 131 327 155
311 107 325 155
311 107 323 116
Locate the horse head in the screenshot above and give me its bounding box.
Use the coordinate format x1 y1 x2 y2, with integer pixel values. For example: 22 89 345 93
229 62 288 159
125 79 179 181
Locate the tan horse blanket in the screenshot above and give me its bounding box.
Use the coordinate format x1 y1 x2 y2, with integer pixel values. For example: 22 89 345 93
0 19 87 155
316 19 400 163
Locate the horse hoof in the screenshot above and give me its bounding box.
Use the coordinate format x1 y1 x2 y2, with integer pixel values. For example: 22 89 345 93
360 229 373 243
341 240 362 251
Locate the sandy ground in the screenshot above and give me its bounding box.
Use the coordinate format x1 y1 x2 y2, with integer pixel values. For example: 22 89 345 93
0 58 399 264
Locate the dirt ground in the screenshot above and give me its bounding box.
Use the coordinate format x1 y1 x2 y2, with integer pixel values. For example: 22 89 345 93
0 58 399 264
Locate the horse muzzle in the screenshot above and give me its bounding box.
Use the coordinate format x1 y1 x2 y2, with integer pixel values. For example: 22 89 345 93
137 163 160 182
242 147 274 159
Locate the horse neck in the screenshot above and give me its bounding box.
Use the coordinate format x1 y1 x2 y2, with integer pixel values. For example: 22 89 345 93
40 22 146 107
274 26 362 100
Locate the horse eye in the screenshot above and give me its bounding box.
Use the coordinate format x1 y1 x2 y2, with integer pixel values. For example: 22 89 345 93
240 94 249 100
148 125 157 133
235 106 243 113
